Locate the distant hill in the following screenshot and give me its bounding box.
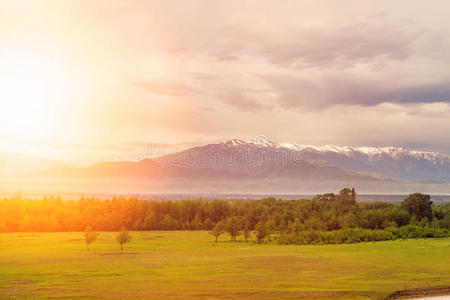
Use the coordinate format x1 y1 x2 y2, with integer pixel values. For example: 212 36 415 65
34 156 379 181
0 152 61 176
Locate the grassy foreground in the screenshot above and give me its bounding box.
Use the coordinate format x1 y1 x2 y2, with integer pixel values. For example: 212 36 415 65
0 232 449 299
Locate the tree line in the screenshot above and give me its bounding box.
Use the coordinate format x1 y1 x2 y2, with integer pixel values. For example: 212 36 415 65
0 189 449 244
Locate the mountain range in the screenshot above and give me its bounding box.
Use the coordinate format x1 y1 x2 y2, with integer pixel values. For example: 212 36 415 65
2 139 450 194
155 139 450 182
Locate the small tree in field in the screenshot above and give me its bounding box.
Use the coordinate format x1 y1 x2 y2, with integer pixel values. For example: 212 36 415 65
225 217 241 241
210 221 225 242
117 227 132 252
84 226 98 251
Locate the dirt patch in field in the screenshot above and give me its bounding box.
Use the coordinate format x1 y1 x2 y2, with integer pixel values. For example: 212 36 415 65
7 280 35 285
386 285 450 299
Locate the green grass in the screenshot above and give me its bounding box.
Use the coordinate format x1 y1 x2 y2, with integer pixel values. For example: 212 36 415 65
0 231 449 299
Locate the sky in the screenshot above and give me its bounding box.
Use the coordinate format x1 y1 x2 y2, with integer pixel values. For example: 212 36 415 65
1 0 450 164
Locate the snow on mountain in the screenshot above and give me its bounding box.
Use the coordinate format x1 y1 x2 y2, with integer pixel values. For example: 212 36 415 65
192 139 450 182
220 139 450 163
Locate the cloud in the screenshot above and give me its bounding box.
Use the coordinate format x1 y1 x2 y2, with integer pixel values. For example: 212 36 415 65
262 74 450 109
217 89 269 112
4 0 450 162
133 80 199 97
91 2 450 111
133 78 269 112
259 21 420 69
191 72 218 81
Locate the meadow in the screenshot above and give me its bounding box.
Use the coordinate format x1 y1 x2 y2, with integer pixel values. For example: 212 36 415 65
0 231 449 299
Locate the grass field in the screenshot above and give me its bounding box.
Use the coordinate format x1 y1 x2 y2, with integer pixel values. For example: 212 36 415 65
0 232 449 299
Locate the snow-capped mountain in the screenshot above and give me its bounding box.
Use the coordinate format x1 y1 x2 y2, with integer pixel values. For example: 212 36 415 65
157 139 450 182
22 138 450 194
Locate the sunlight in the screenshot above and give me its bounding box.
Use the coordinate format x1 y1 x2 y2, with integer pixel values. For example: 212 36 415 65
0 49 75 138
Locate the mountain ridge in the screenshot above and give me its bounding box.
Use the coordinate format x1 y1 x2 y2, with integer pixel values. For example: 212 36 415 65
22 138 450 183
4 139 450 194
219 139 450 162
171 139 450 182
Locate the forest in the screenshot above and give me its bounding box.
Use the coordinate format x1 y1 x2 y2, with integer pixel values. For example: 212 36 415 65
0 189 449 245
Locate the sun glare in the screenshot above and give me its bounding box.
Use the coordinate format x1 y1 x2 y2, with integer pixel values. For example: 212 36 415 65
0 49 75 139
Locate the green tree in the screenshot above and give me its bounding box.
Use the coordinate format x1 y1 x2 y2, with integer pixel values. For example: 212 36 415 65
117 227 132 251
389 208 411 227
338 188 356 205
161 215 178 230
265 219 277 241
203 218 214 230
189 214 202 230
366 209 386 229
313 193 336 202
402 193 433 220
255 221 267 244
84 226 98 251
225 217 241 241
242 219 251 241
342 212 358 228
351 188 357 203
288 218 304 233
143 211 159 230
210 221 225 242
440 215 450 229
305 216 325 231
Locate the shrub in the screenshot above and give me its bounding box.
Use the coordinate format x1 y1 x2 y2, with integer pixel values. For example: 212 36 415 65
278 227 448 245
